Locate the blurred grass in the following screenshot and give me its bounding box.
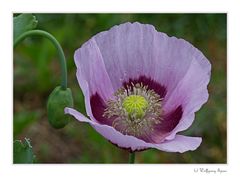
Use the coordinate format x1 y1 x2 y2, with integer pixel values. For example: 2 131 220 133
13 14 226 163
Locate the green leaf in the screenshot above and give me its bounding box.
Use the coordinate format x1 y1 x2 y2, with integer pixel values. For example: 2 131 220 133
13 14 38 43
14 138 35 163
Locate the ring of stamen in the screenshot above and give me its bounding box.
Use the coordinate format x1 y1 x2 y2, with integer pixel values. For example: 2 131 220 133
103 82 163 138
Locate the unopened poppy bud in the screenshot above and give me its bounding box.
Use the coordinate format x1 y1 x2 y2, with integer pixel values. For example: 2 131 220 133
47 86 73 129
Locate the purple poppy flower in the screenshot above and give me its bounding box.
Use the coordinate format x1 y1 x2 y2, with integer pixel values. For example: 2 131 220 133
65 22 211 153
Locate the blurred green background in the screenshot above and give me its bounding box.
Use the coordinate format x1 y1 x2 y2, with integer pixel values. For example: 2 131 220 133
13 14 226 163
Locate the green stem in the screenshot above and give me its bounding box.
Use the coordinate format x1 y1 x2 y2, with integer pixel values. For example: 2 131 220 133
14 30 67 90
129 152 135 163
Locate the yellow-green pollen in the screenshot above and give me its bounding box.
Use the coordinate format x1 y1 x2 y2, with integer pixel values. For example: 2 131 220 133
122 95 148 119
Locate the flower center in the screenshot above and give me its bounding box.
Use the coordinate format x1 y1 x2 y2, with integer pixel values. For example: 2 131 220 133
122 95 148 119
103 82 163 138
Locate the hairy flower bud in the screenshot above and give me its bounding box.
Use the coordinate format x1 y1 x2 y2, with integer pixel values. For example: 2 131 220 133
47 86 73 129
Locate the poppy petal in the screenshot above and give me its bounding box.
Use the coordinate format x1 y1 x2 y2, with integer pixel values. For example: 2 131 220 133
74 39 114 122
163 50 211 140
65 107 201 152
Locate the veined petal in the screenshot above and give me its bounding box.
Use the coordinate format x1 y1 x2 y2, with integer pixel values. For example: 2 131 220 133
163 49 211 140
65 107 202 153
93 22 209 98
74 39 114 122
94 22 160 90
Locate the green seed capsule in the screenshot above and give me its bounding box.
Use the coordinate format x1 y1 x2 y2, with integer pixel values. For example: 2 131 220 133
47 86 73 129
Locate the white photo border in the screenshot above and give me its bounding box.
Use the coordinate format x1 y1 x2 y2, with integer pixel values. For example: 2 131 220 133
1 0 239 177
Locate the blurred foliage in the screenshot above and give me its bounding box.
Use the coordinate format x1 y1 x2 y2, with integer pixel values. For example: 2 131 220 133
13 14 226 163
13 14 38 43
14 138 35 163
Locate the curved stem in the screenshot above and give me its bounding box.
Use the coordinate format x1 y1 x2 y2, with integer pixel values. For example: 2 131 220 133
129 152 135 163
14 30 67 90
